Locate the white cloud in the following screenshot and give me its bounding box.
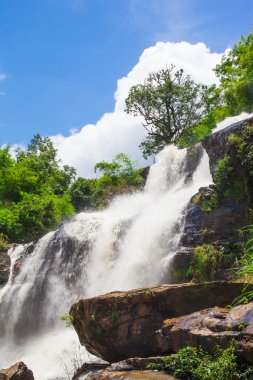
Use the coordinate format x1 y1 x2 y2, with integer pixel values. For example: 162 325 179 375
51 41 224 177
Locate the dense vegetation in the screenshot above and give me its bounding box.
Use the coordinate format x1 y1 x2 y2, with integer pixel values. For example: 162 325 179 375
0 142 143 245
70 153 144 211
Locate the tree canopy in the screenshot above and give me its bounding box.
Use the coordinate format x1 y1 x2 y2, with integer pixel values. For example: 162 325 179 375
215 30 253 115
125 66 216 157
0 134 75 243
70 153 144 211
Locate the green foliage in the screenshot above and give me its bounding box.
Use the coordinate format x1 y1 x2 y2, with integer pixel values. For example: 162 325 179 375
69 178 100 211
147 344 253 380
215 30 253 115
60 312 74 328
234 223 253 304
125 66 217 157
0 233 8 252
178 86 228 147
0 134 75 243
94 153 144 186
214 155 234 190
193 188 219 213
148 346 202 378
189 244 223 282
70 153 144 211
229 125 253 179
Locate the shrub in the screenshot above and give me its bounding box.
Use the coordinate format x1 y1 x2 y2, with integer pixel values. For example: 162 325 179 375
193 188 219 213
189 244 223 281
234 222 253 304
147 344 253 380
214 155 234 190
60 312 74 328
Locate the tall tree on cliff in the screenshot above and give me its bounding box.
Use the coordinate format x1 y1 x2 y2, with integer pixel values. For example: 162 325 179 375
125 66 216 157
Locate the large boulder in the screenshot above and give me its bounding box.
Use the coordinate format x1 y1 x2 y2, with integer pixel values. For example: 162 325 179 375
70 281 250 362
0 362 34 380
153 302 253 364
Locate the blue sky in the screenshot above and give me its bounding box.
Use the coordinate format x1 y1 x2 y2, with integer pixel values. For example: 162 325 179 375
0 0 252 149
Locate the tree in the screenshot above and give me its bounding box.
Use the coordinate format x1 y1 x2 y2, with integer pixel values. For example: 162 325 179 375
215 30 253 115
125 66 215 157
70 153 144 211
94 153 143 185
0 134 76 243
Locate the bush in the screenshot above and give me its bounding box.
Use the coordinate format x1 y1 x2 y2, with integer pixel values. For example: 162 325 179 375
189 244 223 281
235 222 253 304
147 344 253 380
193 187 219 213
214 155 234 190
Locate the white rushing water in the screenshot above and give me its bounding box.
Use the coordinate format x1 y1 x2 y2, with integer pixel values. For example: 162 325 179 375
0 145 212 380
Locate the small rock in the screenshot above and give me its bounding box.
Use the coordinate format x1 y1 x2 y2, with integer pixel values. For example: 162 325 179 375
0 362 34 380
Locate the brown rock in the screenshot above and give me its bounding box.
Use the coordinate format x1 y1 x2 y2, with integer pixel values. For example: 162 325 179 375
72 357 167 379
86 370 177 380
152 303 253 364
70 281 251 362
0 362 34 380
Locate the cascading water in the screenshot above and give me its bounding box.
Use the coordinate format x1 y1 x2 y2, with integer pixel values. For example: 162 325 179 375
0 145 212 380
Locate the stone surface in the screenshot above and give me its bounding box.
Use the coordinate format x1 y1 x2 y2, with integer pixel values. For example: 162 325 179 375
0 362 34 380
70 281 250 362
170 117 253 282
86 370 177 380
0 251 11 286
202 117 253 178
152 303 253 364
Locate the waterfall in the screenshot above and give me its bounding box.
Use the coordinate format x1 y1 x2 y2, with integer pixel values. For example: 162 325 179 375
0 145 212 380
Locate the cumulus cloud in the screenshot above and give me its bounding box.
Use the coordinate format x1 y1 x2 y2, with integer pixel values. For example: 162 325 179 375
51 41 224 177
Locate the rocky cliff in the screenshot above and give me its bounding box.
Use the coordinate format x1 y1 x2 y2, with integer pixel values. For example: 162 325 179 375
171 117 253 282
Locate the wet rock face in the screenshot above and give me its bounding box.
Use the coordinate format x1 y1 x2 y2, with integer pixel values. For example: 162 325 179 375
70 281 250 363
0 362 34 380
171 117 253 281
202 116 253 178
153 303 253 364
0 251 11 286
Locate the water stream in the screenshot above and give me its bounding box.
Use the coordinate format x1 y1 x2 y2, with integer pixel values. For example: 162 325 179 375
0 145 212 379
